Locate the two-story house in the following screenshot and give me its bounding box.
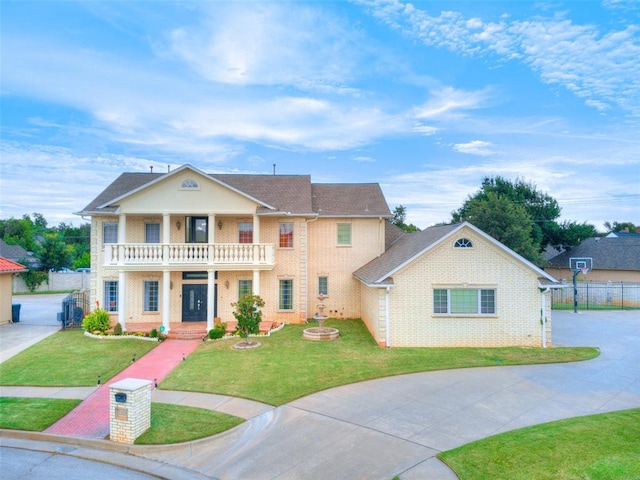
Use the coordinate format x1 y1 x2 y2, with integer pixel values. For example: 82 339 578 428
78 164 560 347
76 164 392 335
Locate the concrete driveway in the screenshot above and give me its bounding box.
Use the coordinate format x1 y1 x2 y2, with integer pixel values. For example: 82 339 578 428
132 310 639 479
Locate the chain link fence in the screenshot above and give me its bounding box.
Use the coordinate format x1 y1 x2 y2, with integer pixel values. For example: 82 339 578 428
552 282 640 310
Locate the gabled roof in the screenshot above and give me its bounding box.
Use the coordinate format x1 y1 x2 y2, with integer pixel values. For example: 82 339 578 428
77 164 390 218
547 236 640 271
0 239 28 261
0 257 27 273
354 222 558 286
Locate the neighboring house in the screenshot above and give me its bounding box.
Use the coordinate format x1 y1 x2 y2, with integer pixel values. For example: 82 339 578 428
76 164 392 334
354 223 561 348
0 257 27 325
0 239 38 268
78 164 560 348
546 237 640 283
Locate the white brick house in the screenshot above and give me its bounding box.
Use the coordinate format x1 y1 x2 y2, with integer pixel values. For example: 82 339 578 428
78 164 560 347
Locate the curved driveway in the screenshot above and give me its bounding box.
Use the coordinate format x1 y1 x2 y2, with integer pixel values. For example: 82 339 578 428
2 309 639 479
132 310 639 479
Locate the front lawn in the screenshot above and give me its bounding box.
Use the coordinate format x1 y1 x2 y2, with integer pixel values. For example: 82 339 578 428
161 319 599 405
0 397 81 431
0 330 157 386
439 408 640 480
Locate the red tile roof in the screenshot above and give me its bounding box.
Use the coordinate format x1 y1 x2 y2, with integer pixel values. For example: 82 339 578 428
0 257 27 273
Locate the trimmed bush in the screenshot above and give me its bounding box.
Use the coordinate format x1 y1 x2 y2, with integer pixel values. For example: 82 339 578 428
113 322 123 335
82 308 111 333
208 323 226 340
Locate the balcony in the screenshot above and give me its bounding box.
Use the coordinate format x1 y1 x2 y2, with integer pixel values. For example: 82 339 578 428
105 243 275 270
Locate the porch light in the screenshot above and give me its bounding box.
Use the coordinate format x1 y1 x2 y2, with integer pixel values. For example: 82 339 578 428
218 220 223 230
176 220 181 230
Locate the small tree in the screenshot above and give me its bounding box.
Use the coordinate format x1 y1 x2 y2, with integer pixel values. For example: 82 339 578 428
231 294 265 344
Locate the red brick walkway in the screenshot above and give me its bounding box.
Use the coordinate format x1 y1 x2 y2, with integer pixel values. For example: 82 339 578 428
45 339 201 439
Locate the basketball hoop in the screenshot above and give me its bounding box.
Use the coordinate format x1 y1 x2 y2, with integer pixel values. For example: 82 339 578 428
580 267 589 276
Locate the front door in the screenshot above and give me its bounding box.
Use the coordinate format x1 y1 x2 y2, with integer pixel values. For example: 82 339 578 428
182 284 207 322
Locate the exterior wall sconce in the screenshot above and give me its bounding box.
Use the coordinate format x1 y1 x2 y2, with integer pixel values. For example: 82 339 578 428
224 280 230 289
176 220 181 230
218 220 223 230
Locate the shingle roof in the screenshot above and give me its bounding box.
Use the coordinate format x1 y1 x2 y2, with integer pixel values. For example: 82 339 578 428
0 239 28 261
0 257 27 273
77 165 390 218
547 237 640 271
354 223 460 284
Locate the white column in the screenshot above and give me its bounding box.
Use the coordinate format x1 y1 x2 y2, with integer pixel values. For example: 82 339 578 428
207 270 215 331
253 214 260 243
162 270 171 334
253 269 260 296
162 213 170 266
118 271 127 331
118 214 126 264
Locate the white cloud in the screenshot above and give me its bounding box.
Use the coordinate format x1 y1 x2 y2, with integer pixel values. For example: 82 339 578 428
453 140 496 156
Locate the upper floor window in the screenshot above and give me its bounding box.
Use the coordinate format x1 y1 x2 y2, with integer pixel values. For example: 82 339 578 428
454 238 473 248
145 223 160 243
238 222 253 243
103 223 118 244
181 178 199 189
337 223 351 246
186 217 207 243
279 222 293 248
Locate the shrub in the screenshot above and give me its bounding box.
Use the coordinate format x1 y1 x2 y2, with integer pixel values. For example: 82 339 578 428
113 322 123 335
150 328 158 338
82 308 111 333
208 323 226 340
231 294 265 343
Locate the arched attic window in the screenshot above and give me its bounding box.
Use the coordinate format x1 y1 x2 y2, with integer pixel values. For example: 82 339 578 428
454 238 473 248
181 178 199 189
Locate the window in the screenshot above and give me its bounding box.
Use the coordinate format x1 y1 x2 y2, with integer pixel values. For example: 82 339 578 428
186 217 207 243
145 223 160 243
238 222 253 243
279 279 293 310
318 276 328 296
279 222 293 248
433 288 496 315
105 281 118 312
181 178 199 189
337 223 351 246
103 223 118 244
144 281 159 312
454 238 473 248
238 279 253 299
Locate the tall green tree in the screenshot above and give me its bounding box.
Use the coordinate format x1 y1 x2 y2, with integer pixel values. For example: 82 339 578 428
452 177 561 250
38 232 72 271
604 221 637 234
391 205 420 232
453 191 544 264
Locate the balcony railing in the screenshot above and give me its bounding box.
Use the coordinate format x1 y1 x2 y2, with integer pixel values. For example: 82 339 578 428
105 243 275 268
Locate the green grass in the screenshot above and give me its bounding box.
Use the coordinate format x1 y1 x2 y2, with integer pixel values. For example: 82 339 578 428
0 330 157 386
439 409 640 480
134 403 244 444
161 319 599 405
0 397 81 431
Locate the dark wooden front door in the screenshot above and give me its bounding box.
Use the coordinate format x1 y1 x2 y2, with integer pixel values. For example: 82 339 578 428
182 284 207 322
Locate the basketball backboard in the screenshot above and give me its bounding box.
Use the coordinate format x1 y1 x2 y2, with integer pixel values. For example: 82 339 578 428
569 257 593 273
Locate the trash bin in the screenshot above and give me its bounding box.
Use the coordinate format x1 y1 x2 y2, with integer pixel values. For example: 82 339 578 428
12 303 21 323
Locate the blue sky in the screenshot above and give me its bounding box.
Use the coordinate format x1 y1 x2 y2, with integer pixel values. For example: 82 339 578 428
1 0 639 231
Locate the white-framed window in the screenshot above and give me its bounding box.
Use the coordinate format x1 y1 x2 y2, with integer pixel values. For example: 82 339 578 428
433 288 496 315
238 279 253 299
144 280 159 312
279 279 293 310
238 222 253 243
318 276 328 296
279 222 294 248
105 280 118 312
337 223 351 246
145 223 160 243
103 223 118 244
454 238 473 248
181 178 199 189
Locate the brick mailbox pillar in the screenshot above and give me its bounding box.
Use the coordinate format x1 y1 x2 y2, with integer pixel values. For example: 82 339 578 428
109 378 152 444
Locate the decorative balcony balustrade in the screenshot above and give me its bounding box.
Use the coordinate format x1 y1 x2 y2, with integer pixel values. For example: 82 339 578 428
105 243 275 268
